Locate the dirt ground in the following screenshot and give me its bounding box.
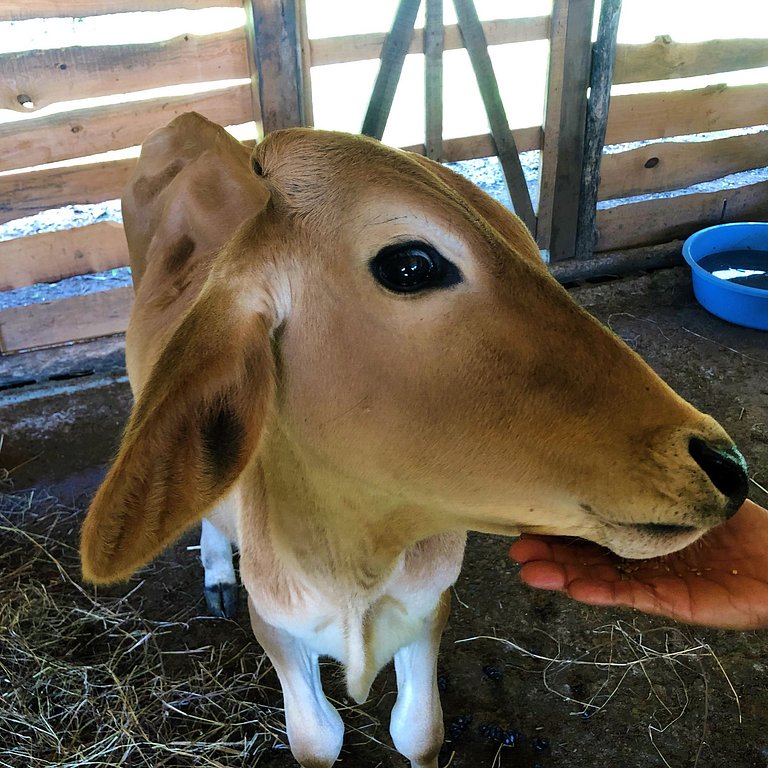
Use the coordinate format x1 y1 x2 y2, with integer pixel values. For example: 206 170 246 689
2 265 767 768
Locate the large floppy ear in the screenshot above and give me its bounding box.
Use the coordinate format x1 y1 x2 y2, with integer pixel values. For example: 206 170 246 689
80 268 277 584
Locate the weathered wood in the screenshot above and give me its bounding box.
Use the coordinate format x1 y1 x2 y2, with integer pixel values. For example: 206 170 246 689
424 0 443 162
296 0 314 127
310 16 550 67
0 0 241 21
402 126 541 160
575 0 622 260
0 286 133 354
245 0 307 133
0 158 136 226
536 0 595 259
605 82 768 145
453 0 535 231
613 37 768 85
551 240 684 285
0 29 248 114
361 0 422 140
0 85 252 174
596 179 768 252
0 223 128 291
599 130 768 201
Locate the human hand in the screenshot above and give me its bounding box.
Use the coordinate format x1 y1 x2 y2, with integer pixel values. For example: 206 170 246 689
510 500 768 630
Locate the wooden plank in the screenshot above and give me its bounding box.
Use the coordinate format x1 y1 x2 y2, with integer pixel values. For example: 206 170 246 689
0 286 133 354
245 0 307 133
453 0 535 231
605 82 768 145
595 179 768 252
0 0 241 21
536 0 595 259
0 158 136 226
599 130 768 201
551 240 684 285
575 0 622 260
0 84 253 174
0 28 248 114
402 126 541 160
613 37 768 86
310 16 550 67
361 0 422 140
0 222 128 291
424 0 443 162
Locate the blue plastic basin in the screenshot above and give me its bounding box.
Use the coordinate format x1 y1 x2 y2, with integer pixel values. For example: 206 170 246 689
682 222 768 331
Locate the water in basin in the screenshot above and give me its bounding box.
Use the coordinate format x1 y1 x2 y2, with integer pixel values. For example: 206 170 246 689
697 249 768 290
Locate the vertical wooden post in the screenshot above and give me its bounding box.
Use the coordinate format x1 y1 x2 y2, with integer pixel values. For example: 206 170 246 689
424 0 444 162
362 0 422 140
453 0 536 232
575 0 622 260
536 0 595 260
244 0 309 136
296 0 314 127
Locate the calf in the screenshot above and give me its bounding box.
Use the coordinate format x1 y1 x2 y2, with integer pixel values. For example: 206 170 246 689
81 113 748 768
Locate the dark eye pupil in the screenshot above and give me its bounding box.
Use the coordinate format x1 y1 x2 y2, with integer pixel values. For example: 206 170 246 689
371 241 462 294
383 250 433 287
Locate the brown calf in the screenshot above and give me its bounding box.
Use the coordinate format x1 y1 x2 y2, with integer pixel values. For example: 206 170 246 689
81 113 747 768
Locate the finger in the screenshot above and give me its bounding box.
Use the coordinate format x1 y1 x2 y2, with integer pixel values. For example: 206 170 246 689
519 561 622 591
565 577 694 624
509 538 555 563
511 537 615 567
518 561 568 590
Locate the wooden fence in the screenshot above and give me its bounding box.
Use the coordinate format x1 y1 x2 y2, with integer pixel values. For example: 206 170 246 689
0 0 767 354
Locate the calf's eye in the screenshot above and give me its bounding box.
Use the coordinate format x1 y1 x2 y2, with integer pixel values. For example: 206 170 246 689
370 242 462 294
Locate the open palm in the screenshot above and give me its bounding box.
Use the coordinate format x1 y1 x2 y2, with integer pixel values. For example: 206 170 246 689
510 500 768 629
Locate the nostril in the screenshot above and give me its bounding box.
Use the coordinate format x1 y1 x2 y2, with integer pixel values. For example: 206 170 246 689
689 437 749 513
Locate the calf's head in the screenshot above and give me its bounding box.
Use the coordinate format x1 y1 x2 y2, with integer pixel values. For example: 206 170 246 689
81 117 748 583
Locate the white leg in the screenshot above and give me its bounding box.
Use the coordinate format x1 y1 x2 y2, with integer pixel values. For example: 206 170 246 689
390 591 450 768
248 599 344 768
200 517 238 617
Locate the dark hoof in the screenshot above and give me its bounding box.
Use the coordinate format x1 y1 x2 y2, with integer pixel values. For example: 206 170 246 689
204 582 239 618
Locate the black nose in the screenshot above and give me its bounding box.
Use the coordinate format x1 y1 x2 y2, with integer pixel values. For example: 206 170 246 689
689 438 749 514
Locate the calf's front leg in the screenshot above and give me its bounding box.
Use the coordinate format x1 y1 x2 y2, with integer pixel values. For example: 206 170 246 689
248 599 344 768
389 590 451 768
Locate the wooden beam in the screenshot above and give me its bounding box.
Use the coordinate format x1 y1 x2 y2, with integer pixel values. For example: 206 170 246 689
244 0 308 134
551 240 684 285
424 0 443 162
0 158 136 226
0 29 249 114
536 0 595 259
310 16 550 67
361 0 422 140
0 287 133 354
0 84 253 174
453 0 535 232
606 82 768 145
0 222 128 291
575 0 622 260
613 37 768 85
596 179 768 252
0 0 241 21
598 129 768 201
